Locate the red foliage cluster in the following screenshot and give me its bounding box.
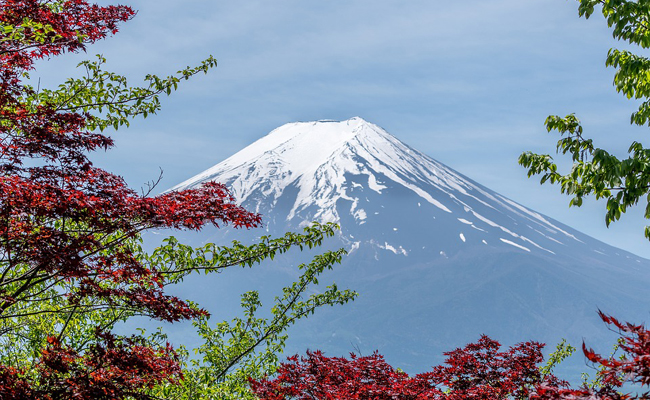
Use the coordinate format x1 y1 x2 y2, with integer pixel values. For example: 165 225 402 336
0 332 182 400
0 2 260 322
0 364 33 400
531 312 650 400
422 336 561 399
253 312 650 399
0 0 261 398
34 333 182 400
249 336 564 399
250 351 432 399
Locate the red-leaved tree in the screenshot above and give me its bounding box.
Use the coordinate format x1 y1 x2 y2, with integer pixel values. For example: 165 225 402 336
251 350 440 399
531 311 650 400
0 1 261 398
252 311 650 399
250 336 566 399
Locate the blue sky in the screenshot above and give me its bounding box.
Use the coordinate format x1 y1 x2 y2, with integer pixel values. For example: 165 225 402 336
37 0 650 258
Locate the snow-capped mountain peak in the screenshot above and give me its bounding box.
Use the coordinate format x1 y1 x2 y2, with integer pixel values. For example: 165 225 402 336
173 117 408 218
171 117 632 262
173 117 468 219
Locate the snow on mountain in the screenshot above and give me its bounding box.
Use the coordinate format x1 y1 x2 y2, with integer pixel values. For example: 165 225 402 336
167 117 650 381
172 117 615 262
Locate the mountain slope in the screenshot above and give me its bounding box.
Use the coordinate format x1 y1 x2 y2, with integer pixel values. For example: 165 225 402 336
173 117 633 264
169 117 650 380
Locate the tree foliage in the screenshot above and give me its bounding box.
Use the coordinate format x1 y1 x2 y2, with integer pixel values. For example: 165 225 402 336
249 336 567 399
251 312 650 399
518 2 650 398
0 1 356 398
519 0 650 239
531 312 650 399
0 0 255 397
0 219 356 399
148 233 356 399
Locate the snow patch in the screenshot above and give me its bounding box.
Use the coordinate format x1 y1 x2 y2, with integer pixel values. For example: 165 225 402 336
353 208 367 223
496 195 582 243
500 238 530 252
381 242 408 256
471 210 554 254
531 227 564 245
367 173 387 193
459 233 466 242
457 218 473 225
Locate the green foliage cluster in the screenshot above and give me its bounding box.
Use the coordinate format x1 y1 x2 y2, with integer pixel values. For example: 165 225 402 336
31 54 217 131
153 246 355 399
142 223 357 398
519 0 650 239
538 339 576 380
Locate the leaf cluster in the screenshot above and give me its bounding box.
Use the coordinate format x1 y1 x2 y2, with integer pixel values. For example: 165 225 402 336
249 337 564 399
150 233 356 399
519 0 650 240
252 310 650 399
32 54 217 131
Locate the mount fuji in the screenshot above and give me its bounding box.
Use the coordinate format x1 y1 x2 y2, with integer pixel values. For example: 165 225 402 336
169 117 650 380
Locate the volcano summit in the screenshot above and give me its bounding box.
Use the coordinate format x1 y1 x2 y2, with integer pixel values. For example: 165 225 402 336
176 117 616 261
